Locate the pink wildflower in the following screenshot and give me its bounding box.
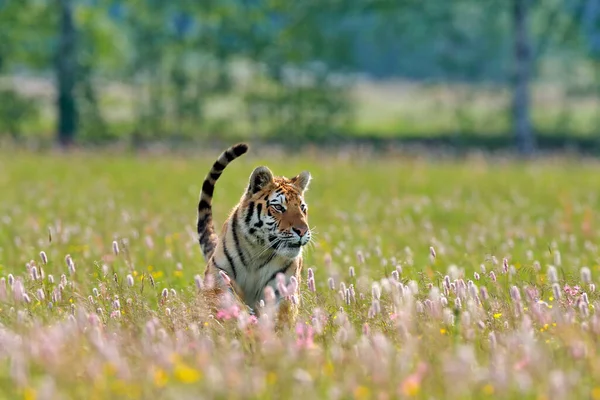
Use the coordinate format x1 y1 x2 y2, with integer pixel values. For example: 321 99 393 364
219 270 231 285
295 323 315 349
216 303 241 321
399 363 428 396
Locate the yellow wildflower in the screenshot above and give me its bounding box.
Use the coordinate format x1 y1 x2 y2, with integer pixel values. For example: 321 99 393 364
354 386 370 400
482 384 494 395
154 369 168 388
323 361 334 377
152 271 164 279
591 387 600 400
493 313 502 319
440 328 447 335
174 271 183 278
103 363 117 376
402 380 420 397
267 372 278 385
174 364 201 384
23 388 36 400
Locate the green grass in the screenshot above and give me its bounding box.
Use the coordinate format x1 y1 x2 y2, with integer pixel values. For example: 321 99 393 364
1 148 600 399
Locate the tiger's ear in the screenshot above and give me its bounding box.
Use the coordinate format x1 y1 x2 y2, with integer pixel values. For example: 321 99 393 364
291 171 311 192
248 166 274 194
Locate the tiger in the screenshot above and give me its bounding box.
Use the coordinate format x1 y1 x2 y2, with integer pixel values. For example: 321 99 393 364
197 143 312 325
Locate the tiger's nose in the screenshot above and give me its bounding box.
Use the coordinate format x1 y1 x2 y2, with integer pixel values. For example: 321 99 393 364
292 225 308 237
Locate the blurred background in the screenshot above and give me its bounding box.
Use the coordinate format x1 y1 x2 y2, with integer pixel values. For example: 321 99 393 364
0 0 598 154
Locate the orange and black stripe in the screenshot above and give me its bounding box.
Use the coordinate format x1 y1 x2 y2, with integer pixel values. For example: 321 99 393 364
197 143 249 261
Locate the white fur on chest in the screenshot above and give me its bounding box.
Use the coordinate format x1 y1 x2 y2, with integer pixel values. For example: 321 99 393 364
236 252 300 306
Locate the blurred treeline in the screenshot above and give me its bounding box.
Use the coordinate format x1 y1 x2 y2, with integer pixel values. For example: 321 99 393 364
0 0 599 152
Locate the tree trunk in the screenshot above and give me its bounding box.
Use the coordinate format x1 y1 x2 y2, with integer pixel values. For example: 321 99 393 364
56 0 77 147
513 0 535 156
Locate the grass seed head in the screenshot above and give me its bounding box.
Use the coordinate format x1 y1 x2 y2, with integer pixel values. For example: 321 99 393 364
581 267 592 284
328 277 335 290
554 251 562 267
356 251 364 264
65 255 75 274
552 283 561 299
510 286 521 302
194 274 203 290
372 283 381 300
479 286 489 301
489 332 497 349
112 240 120 255
126 274 134 287
40 251 48 265
308 277 316 292
429 246 436 262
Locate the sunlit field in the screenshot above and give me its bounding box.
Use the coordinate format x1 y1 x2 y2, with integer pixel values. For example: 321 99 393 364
1 147 600 399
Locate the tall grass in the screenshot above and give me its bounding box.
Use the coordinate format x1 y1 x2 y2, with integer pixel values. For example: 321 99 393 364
1 149 600 399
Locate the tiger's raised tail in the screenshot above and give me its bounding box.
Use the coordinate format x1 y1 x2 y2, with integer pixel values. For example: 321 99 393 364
197 143 249 261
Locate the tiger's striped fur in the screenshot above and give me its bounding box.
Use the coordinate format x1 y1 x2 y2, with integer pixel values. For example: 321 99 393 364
197 143 312 319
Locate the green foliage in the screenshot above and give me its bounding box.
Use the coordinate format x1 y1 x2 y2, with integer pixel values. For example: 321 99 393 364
0 88 39 139
0 0 598 144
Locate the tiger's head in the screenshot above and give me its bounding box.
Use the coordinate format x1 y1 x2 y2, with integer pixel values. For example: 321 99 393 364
242 166 312 258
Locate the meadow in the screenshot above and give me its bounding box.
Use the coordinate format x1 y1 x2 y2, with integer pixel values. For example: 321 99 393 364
1 146 600 399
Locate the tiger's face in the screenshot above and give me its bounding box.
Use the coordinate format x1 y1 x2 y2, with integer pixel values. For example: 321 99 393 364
242 166 311 259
